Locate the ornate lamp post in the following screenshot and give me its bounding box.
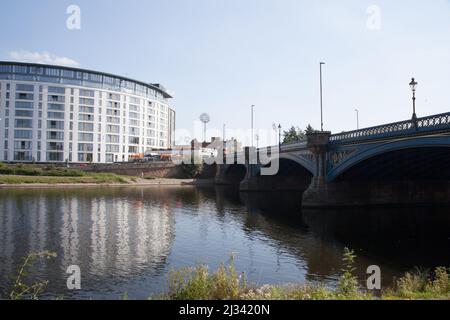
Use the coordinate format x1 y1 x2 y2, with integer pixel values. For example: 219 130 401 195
409 78 418 121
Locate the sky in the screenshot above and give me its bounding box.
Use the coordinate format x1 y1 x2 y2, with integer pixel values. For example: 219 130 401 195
1 0 450 146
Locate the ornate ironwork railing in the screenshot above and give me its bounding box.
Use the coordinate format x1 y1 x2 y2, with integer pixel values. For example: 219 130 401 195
330 112 450 143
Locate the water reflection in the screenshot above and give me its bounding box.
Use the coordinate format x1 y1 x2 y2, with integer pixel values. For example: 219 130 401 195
0 186 449 299
0 188 176 298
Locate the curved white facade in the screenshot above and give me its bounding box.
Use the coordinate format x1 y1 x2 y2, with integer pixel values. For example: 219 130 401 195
0 62 175 163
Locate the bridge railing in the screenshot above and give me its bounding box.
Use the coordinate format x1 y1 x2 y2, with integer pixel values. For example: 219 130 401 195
329 112 450 143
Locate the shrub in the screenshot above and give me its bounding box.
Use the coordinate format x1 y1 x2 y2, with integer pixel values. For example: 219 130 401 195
13 167 42 176
43 168 85 177
337 248 360 298
165 257 246 300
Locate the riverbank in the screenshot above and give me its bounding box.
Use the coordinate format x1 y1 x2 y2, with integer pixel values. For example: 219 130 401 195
0 174 214 188
154 251 450 301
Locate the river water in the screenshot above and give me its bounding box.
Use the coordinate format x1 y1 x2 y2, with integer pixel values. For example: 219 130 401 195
0 186 448 299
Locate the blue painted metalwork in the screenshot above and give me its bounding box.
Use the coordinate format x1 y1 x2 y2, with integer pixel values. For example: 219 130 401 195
329 112 450 144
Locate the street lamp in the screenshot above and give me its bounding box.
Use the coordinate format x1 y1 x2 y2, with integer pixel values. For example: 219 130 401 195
355 108 359 130
409 77 418 120
278 124 282 153
251 105 255 147
319 62 326 131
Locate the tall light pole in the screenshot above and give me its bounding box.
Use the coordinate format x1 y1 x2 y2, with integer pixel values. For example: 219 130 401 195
409 78 418 121
320 62 326 132
278 124 282 153
251 105 255 147
355 108 359 130
223 123 226 141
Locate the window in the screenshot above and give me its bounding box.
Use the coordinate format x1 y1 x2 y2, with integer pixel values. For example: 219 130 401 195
78 143 93 152
14 151 33 161
47 120 64 130
47 142 64 151
14 130 33 139
48 103 65 111
78 153 93 162
107 116 120 124
48 95 65 103
15 101 33 109
47 131 64 140
16 92 34 100
14 141 32 150
48 86 65 94
47 112 65 119
14 119 33 128
79 98 94 105
15 110 33 117
129 137 140 144
106 125 120 134
79 114 93 121
106 135 120 143
16 84 34 92
47 152 64 162
79 106 94 113
129 112 139 119
78 133 93 142
106 144 119 152
78 122 94 132
79 89 95 97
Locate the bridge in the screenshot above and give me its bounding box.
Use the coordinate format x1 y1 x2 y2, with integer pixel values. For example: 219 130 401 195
215 112 450 207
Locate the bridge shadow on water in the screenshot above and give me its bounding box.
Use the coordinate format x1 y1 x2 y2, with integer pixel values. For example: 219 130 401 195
212 186 450 279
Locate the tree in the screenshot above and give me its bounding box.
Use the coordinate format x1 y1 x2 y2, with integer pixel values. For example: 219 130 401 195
282 125 315 144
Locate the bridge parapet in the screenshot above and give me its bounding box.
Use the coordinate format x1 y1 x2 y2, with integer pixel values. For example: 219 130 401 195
329 112 450 144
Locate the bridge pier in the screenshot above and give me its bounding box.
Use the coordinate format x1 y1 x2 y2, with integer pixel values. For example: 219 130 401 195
302 131 332 206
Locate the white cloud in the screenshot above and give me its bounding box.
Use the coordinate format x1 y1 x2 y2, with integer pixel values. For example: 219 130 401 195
9 50 79 67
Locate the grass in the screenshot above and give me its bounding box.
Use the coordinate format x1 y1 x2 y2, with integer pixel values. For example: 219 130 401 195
0 163 131 184
0 173 129 185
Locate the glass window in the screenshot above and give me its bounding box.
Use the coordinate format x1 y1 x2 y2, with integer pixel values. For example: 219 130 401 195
47 131 64 140
16 84 34 92
15 101 34 109
14 130 33 139
16 92 34 100
47 112 65 119
47 152 64 162
14 119 33 128
47 120 65 130
15 110 33 117
48 86 65 94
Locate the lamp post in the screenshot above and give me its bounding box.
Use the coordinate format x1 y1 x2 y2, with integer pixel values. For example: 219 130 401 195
409 78 418 121
278 124 282 153
251 105 255 147
320 62 326 131
355 108 359 130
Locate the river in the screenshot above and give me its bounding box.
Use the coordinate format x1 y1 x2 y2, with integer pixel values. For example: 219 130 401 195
0 186 448 299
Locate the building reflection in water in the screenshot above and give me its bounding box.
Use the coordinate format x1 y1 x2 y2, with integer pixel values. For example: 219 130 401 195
0 188 176 297
0 186 449 298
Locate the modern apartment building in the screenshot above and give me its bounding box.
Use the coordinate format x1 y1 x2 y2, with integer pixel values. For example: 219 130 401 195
0 61 175 163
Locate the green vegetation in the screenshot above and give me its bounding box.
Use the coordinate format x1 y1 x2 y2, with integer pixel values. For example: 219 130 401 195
3 249 449 300
0 173 128 185
283 125 315 144
180 161 203 179
0 164 130 184
7 251 57 300
156 249 450 300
